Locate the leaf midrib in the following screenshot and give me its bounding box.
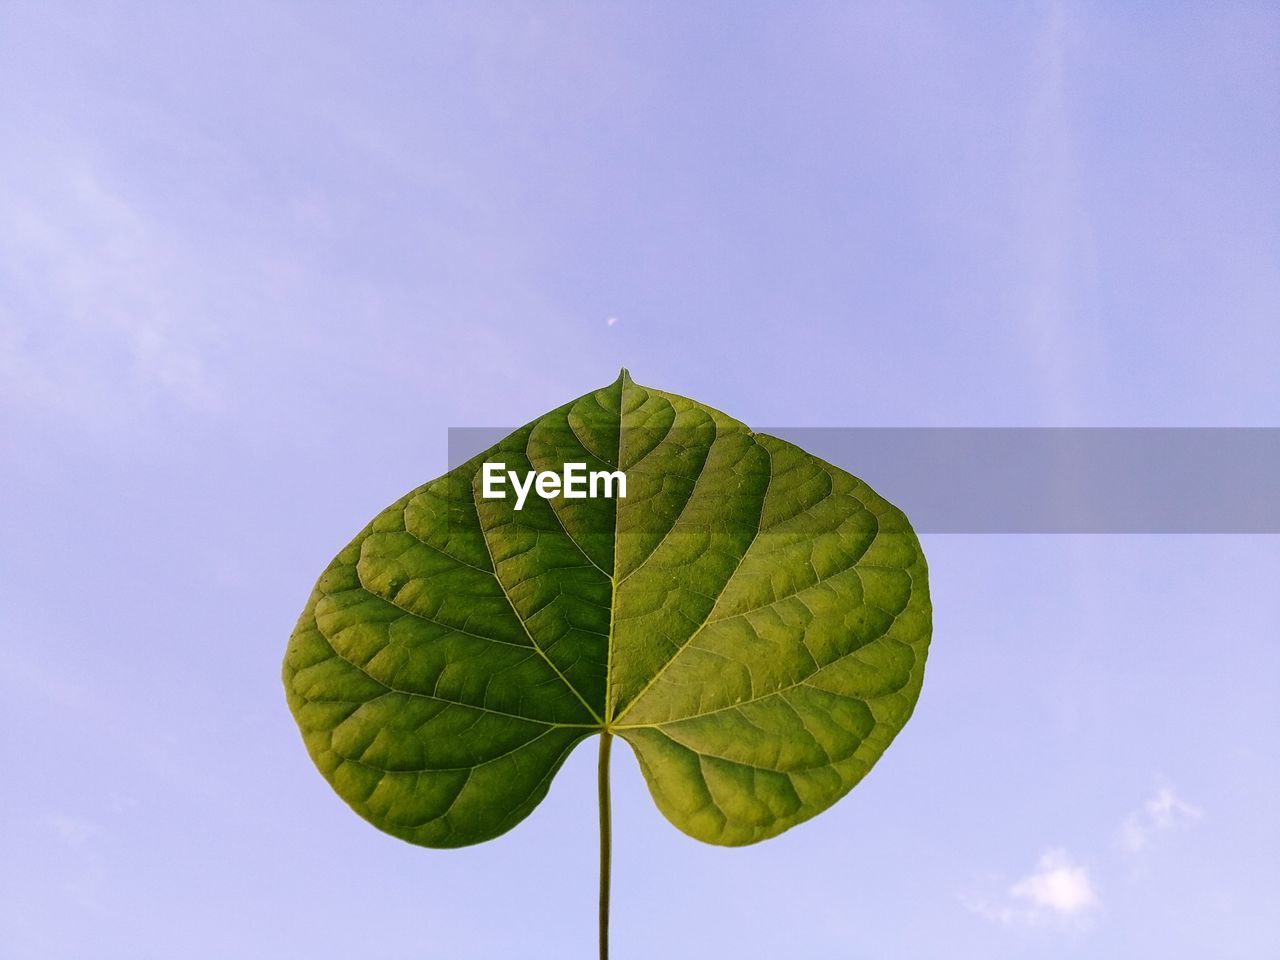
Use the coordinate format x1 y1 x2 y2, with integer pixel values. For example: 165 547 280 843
610 431 773 725
470 477 605 725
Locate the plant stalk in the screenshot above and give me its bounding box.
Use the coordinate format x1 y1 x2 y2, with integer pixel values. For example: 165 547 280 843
598 731 613 960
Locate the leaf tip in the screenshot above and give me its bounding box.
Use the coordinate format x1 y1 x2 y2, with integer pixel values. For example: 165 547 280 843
616 367 633 386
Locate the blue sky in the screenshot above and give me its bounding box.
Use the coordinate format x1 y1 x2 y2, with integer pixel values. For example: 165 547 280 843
2 3 1277 958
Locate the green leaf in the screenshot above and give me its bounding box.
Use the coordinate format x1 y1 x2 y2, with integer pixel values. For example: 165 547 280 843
283 371 931 848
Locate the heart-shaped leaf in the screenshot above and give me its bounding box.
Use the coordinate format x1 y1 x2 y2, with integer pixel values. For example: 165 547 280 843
283 371 931 849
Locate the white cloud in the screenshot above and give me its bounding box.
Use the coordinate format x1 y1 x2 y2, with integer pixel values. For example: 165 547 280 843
1011 849 1098 916
966 786 1203 930
966 848 1098 926
1119 787 1201 854
605 316 619 327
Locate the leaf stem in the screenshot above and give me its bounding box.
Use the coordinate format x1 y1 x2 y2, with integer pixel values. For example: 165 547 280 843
598 731 613 960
